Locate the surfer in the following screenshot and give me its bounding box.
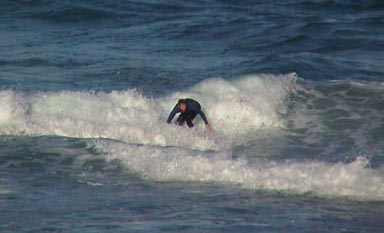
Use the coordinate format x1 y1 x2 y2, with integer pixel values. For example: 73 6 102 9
166 98 212 131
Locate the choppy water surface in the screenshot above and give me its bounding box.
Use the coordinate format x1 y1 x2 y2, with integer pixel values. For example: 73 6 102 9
1 1 384 232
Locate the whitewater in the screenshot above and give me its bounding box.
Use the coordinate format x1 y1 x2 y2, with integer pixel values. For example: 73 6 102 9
0 74 294 150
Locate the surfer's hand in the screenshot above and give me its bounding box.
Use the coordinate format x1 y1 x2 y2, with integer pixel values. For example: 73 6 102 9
206 124 212 131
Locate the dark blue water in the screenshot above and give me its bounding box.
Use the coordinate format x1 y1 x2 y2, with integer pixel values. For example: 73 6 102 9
1 1 384 232
2 0 383 93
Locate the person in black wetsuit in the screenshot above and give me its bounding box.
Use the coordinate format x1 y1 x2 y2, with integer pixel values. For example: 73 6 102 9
166 98 212 131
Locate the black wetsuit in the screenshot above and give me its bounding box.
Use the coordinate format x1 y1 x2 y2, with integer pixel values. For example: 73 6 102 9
166 98 209 128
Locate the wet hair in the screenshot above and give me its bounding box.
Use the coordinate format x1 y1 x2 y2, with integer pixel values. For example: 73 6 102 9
178 99 186 105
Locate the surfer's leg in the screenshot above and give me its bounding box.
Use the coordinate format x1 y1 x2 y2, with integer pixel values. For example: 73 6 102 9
176 113 186 126
186 113 196 128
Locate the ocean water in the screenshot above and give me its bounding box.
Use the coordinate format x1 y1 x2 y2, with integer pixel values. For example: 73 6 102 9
1 0 384 232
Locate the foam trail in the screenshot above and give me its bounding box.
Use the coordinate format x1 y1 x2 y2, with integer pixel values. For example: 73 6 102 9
0 74 296 150
93 139 384 201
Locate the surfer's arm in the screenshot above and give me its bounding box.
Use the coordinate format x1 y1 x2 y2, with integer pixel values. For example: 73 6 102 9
198 110 209 125
199 110 212 131
166 105 179 123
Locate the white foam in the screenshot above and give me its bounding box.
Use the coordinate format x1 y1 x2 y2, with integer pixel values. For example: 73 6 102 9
93 139 384 201
0 73 296 150
0 90 28 134
0 90 13 124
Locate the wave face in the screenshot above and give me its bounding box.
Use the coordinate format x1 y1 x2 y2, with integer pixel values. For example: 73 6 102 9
287 79 384 159
2 74 384 200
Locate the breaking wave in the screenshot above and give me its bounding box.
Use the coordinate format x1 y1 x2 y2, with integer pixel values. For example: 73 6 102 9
0 73 295 150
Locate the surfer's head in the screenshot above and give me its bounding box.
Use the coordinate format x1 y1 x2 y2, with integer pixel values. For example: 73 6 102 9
178 99 187 112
